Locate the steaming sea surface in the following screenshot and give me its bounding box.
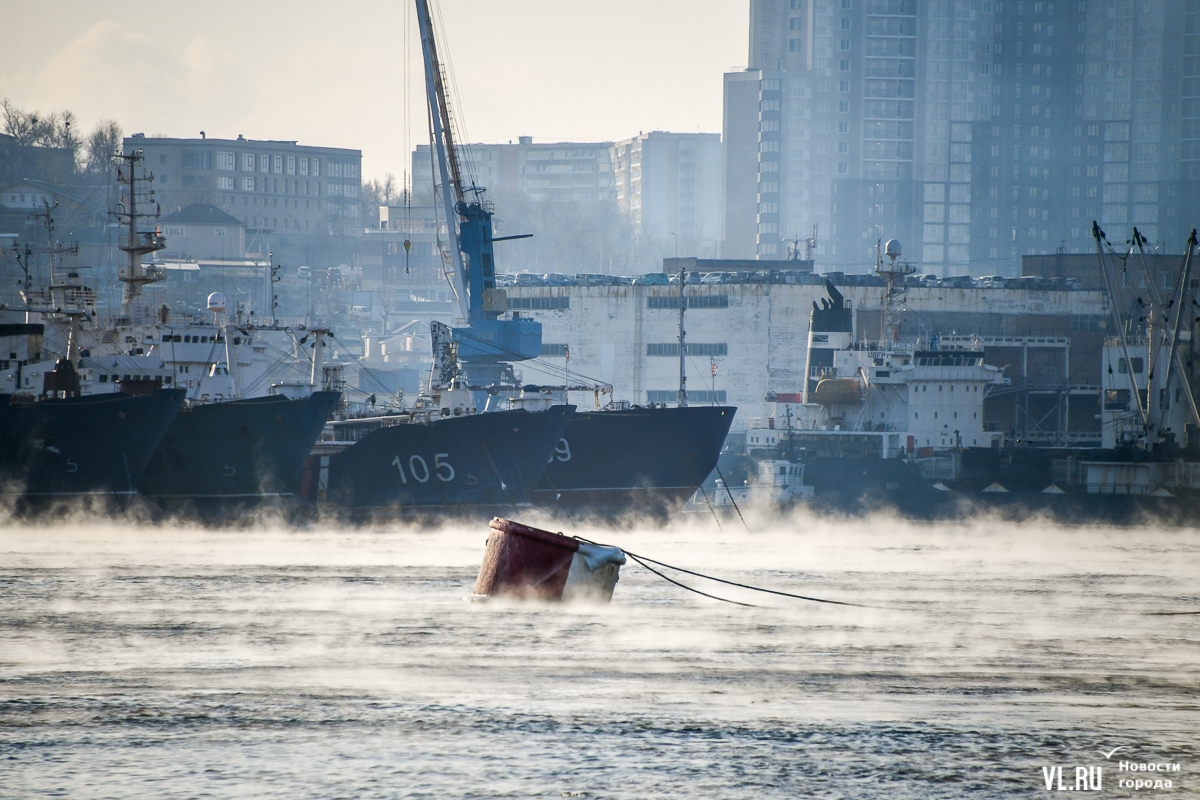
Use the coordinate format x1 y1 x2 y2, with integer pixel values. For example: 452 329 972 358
1 513 1197 798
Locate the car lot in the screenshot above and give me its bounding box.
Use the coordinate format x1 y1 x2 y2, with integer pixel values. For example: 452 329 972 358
487 271 1080 290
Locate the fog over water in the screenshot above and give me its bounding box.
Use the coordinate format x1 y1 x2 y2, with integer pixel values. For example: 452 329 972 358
1 512 1197 798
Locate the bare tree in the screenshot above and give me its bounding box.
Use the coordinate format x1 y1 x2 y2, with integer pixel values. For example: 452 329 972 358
360 172 400 227
84 119 123 176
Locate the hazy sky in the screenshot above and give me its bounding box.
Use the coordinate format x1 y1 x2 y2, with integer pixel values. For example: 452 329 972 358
1 1 748 181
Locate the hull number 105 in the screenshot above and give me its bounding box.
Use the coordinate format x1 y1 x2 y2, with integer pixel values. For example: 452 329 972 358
392 453 455 483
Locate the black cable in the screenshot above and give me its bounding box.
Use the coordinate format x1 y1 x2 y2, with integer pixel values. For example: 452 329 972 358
575 536 902 610
713 464 750 532
624 552 756 607
696 483 722 531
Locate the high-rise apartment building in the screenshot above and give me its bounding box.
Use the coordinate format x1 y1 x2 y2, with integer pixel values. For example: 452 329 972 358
612 132 723 256
723 0 1198 274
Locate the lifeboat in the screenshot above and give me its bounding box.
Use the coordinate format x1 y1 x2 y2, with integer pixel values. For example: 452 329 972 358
811 377 861 405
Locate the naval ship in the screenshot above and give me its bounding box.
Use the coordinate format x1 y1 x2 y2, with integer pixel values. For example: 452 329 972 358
311 0 732 522
5 155 340 516
0 210 184 510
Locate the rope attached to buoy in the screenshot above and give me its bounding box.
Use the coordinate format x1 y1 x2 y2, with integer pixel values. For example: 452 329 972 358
574 536 903 610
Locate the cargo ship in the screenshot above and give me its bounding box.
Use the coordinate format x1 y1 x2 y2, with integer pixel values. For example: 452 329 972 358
723 232 1200 523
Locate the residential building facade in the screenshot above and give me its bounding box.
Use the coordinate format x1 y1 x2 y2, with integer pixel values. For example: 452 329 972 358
122 134 363 239
612 132 723 257
722 0 1197 275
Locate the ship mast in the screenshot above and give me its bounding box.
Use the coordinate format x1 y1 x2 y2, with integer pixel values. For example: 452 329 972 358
677 260 687 407
414 0 470 322
113 150 166 323
875 238 915 345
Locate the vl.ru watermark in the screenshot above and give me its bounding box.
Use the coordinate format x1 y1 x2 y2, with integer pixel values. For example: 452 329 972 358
1041 747 1182 792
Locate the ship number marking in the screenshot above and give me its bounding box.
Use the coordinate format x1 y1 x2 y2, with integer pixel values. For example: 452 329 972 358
549 438 571 464
392 453 455 484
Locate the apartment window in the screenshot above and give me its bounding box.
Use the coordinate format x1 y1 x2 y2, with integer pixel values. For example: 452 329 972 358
330 162 343 178
837 162 849 174
838 142 849 153
838 121 849 133
791 0 802 6
541 344 568 357
241 177 255 191
790 17 803 30
839 60 850 71
286 156 296 175
838 101 849 112
259 155 269 173
790 38 803 51
840 17 851 29
273 156 283 174
242 153 255 171
839 80 850 92
215 151 235 171
300 157 309 176
840 39 851 51
181 151 212 170
312 158 320 177
217 176 235 190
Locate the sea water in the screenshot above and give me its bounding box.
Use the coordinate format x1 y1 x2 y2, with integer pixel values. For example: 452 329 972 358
1 511 1196 798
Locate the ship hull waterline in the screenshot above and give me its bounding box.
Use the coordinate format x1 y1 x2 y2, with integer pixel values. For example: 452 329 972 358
533 405 737 522
305 405 575 522
0 388 186 515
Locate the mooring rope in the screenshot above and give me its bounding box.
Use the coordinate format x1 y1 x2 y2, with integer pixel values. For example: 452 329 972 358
574 535 902 610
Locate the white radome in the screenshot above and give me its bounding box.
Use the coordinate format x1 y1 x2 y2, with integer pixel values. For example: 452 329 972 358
207 291 227 313
885 239 903 259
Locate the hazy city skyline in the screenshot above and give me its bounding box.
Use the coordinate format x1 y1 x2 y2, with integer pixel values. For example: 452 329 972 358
1 1 746 183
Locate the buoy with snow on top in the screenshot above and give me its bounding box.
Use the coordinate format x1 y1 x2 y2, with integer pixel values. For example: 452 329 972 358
473 518 626 603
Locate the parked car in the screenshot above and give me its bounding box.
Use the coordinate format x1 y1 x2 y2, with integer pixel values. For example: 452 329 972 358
575 273 608 286
700 272 728 285
494 273 516 287
667 271 704 285
296 266 311 279
613 275 635 285
542 272 576 286
633 272 670 286
515 272 545 286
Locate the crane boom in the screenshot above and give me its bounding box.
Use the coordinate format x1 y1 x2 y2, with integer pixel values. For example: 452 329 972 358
415 0 469 321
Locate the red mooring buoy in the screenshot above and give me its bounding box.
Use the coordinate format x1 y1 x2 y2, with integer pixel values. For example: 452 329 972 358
473 518 625 602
